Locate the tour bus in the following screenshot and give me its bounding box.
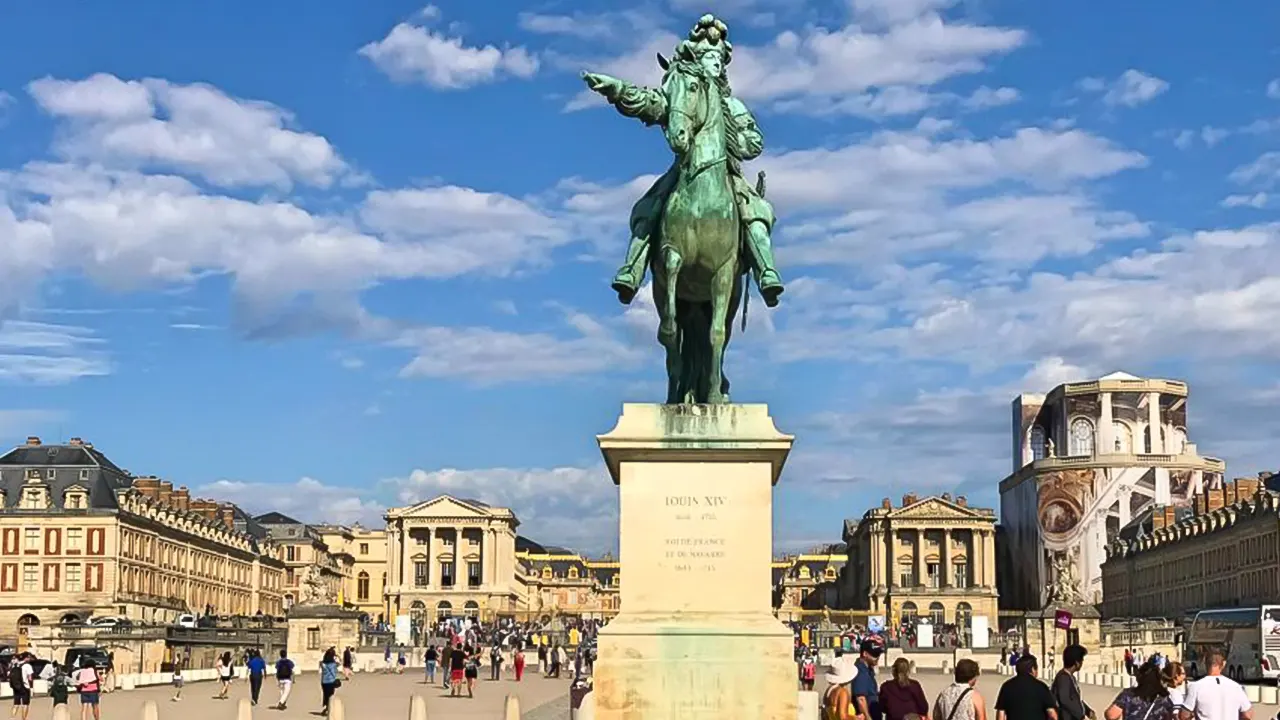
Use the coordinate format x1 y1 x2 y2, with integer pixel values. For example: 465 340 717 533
1182 606 1280 683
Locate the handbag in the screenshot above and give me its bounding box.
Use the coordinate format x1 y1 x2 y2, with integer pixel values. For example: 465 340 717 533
945 687 973 720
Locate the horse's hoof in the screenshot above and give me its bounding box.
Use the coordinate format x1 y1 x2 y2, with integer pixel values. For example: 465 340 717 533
612 282 637 305
761 285 782 308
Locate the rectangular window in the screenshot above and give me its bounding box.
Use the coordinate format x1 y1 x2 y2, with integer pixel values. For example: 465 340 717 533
285 569 295 584
953 563 969 588
0 563 16 592
87 528 105 556
1 529 17 555
286 546 297 562
414 562 429 588
359 543 369 555
43 564 59 592
22 564 38 592
85 563 103 592
441 564 454 587
65 564 82 593
307 628 320 650
467 562 481 587
926 562 940 588
23 529 39 553
899 569 914 587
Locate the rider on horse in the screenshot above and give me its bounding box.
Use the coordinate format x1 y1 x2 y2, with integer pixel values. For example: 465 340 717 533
583 15 785 308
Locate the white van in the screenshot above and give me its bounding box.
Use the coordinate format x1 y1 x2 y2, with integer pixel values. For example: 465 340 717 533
175 614 198 629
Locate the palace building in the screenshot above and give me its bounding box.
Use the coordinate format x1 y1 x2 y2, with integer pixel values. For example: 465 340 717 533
997 372 1226 610
772 548 846 617
315 524 387 621
842 493 999 632
0 437 286 637
255 513 346 610
1100 474 1277 618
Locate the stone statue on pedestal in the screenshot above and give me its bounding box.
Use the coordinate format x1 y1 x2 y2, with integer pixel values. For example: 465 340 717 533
298 566 335 606
1045 548 1085 606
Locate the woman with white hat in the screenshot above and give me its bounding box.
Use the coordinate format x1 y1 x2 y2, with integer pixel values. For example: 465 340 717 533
823 655 860 720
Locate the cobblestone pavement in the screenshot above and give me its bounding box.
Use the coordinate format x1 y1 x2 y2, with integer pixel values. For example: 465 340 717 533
23 671 571 720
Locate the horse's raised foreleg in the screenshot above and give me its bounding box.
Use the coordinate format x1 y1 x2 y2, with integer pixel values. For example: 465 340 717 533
706 260 736 404
658 245 684 404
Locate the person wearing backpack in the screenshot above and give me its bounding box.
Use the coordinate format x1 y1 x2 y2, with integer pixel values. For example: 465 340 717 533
49 664 71 710
9 653 34 720
72 660 102 720
274 649 295 711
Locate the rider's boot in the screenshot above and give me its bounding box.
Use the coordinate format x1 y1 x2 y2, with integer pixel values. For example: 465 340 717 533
611 235 650 305
745 223 784 307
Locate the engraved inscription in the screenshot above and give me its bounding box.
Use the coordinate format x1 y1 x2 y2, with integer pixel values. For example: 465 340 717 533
664 495 729 573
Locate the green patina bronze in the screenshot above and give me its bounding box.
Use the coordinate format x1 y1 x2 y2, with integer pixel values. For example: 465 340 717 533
582 14 784 405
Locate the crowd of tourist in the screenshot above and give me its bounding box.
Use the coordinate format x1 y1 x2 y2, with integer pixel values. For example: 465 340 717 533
818 642 1252 720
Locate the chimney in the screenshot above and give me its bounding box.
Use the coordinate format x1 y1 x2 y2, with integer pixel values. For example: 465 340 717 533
1207 486 1227 513
190 499 218 521
133 477 162 500
83 443 93 450
902 493 918 507
956 496 968 507
172 487 190 512
1164 506 1176 529
25 436 40 446
881 498 892 510
68 437 83 446
1236 477 1260 500
158 482 173 507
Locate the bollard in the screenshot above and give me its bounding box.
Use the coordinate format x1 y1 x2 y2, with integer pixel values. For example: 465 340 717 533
142 700 159 720
504 694 521 720
330 697 346 720
53 705 70 720
1260 685 1277 704
237 698 253 720
1245 685 1262 703
409 694 427 720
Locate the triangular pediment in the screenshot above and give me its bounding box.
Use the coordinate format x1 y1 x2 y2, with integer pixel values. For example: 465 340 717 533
888 497 982 520
392 495 493 520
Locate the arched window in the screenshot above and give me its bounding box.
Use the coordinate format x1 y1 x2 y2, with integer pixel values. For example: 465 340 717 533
1113 422 1133 453
1143 425 1166 454
357 572 370 602
1030 427 1047 461
1068 418 1095 456
436 600 452 619
955 602 973 629
928 602 945 626
463 600 480 618
900 601 918 621
16 614 39 632
1171 428 1188 454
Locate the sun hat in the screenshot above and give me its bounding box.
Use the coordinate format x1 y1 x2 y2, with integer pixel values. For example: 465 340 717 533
824 655 859 686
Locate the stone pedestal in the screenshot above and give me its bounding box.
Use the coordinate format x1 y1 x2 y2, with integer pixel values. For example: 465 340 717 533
286 605 361 671
594 403 797 720
1022 604 1102 672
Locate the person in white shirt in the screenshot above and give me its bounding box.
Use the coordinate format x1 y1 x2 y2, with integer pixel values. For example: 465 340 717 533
1178 649 1252 720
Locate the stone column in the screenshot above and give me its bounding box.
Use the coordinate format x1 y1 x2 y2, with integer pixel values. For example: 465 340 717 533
452 528 460 588
1100 392 1114 454
942 529 952 588
916 528 926 588
1147 391 1162 453
1118 485 1131 527
870 530 882 591
983 530 996 588
424 527 433 588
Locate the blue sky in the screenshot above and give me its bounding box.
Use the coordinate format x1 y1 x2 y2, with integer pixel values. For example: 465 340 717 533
1 0 1279 554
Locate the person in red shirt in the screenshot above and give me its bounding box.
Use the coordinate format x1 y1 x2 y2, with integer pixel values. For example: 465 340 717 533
880 658 929 720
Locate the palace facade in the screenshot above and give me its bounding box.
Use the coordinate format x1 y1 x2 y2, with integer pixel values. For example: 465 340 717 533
1100 475 1277 618
772 549 846 616
315 524 387 621
0 437 286 637
842 493 998 629
998 372 1226 610
254 513 346 609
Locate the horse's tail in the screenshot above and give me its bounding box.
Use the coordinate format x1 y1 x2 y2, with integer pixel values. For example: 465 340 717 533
741 266 748 332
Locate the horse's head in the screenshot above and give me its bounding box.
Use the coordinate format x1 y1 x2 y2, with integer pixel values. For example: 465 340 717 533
660 22 731 157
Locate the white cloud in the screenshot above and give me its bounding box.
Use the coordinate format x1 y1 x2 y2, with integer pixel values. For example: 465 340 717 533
849 0 956 26
381 466 618 553
1267 79 1280 100
0 321 111 385
1221 192 1268 209
0 92 13 110
360 7 539 89
1079 69 1169 108
1173 129 1195 150
28 74 348 190
1230 152 1280 189
962 85 1019 110
199 477 388 528
565 15 1024 113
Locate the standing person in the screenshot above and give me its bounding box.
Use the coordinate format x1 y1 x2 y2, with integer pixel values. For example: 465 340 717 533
170 661 184 702
448 642 466 698
995 656 1056 720
71 661 101 720
852 640 885 720
318 648 341 717
1177 649 1252 720
50 663 71 711
514 647 526 682
537 643 548 674
102 654 115 695
823 655 860 720
1052 645 1094 720
880 657 929 720
464 649 479 698
1103 660 1174 720
342 647 353 682
215 652 234 699
425 644 439 685
1125 650 1135 677
247 649 267 706
274 649 295 711
9 653 32 720
490 644 503 681
800 654 817 691
1163 662 1187 709
397 646 407 674
933 660 986 720
383 645 393 674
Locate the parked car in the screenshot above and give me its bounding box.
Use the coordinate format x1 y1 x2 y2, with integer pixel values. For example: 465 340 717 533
64 647 110 670
174 614 197 629
85 616 131 629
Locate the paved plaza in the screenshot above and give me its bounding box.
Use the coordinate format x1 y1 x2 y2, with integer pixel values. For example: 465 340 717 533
15 672 570 720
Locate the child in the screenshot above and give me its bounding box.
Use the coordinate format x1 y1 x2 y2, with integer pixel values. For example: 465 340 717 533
170 664 184 702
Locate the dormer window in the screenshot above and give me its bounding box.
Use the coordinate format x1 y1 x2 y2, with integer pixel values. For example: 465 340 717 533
64 487 89 510
25 470 40 483
46 469 56 481
79 469 89 481
541 567 552 580
799 566 811 579
568 567 579 580
20 487 49 510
